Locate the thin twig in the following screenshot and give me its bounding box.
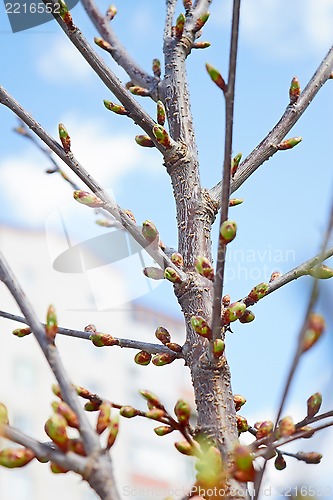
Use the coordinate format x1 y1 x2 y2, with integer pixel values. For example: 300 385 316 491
211 0 241 344
209 45 333 204
81 0 158 95
0 86 186 282
0 310 184 358
164 0 177 39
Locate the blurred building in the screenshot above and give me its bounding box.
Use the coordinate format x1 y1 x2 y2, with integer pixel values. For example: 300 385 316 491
0 225 194 500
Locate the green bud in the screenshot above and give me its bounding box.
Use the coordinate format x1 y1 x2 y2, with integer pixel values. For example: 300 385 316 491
277 136 302 150
58 123 71 153
205 63 227 92
52 384 62 399
106 4 117 21
135 135 155 147
0 448 35 468
246 282 269 304
84 400 102 412
46 304 57 342
152 125 172 149
156 100 166 126
171 252 184 268
152 59 161 78
143 267 164 280
233 394 246 412
155 326 171 345
134 351 152 366
222 302 246 324
120 406 139 418
175 441 195 456
174 399 191 425
94 37 112 51
308 264 333 279
175 13 185 38
146 408 165 420
103 100 128 115
154 425 173 436
289 76 301 103
307 392 322 418
278 416 295 437
236 415 249 434
194 256 214 281
142 220 159 244
90 332 119 347
96 402 112 435
301 313 325 353
44 414 69 452
50 462 69 474
12 327 31 338
73 190 104 208
231 153 242 177
164 267 182 283
275 453 286 470
106 415 119 449
129 86 150 97
58 0 74 28
0 403 9 425
192 41 211 49
213 339 225 358
152 353 176 366
232 445 255 483
219 220 237 244
139 390 163 408
256 420 274 439
52 401 79 429
239 309 255 323
190 315 212 339
229 198 244 207
193 12 210 32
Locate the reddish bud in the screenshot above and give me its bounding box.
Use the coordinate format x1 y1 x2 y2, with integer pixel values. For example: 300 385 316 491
229 198 244 207
12 327 31 338
233 394 246 412
139 390 164 409
94 37 112 51
222 302 246 324
106 4 117 21
134 351 152 366
194 12 210 32
190 315 212 339
143 267 164 280
135 135 155 147
219 220 237 245
120 406 139 418
256 420 274 439
58 123 71 153
52 401 79 429
239 309 255 323
174 399 191 425
296 452 322 464
96 402 112 435
106 415 119 449
205 63 227 92
90 333 119 347
308 264 333 279
166 342 182 353
0 448 35 468
269 271 281 282
275 453 286 470
103 100 128 115
152 59 161 78
232 445 255 482
307 392 322 418
152 125 172 149
152 353 176 366
301 313 325 352
129 86 150 97
68 438 86 456
236 415 249 434
278 416 295 437
156 100 166 126
246 282 269 304
195 256 214 281
44 414 69 452
73 190 104 208
231 153 242 177
171 252 184 268
142 220 159 244
222 294 231 307
213 339 225 358
46 304 57 342
277 137 302 150
183 0 192 11
154 425 173 436
164 267 182 283
289 76 301 103
175 13 185 38
155 326 171 345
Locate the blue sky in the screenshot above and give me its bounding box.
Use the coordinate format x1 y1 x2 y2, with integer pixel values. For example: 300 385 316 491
1 0 333 493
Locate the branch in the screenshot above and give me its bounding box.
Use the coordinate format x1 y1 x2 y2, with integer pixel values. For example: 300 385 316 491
164 0 177 39
0 310 184 358
209 45 333 204
80 0 158 96
0 86 186 282
211 0 241 343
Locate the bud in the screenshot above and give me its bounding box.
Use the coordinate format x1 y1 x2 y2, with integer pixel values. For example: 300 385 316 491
229 198 244 207
0 403 9 426
175 13 185 38
129 86 150 97
300 425 315 438
75 385 95 399
46 304 57 342
142 220 159 244
275 453 286 470
84 400 102 411
95 219 115 228
52 401 79 429
58 123 71 153
52 384 62 399
143 267 164 280
134 351 152 366
164 267 182 283
155 326 171 345
152 353 176 366
146 408 165 420
222 302 246 324
166 342 182 353
58 0 74 28
124 209 136 223
213 339 225 358
156 100 166 126
277 136 302 150
307 392 322 418
194 256 214 281
296 452 322 464
140 390 164 409
192 41 211 49
44 414 69 452
174 400 191 425
171 252 184 268
308 264 333 279
236 415 249 434
190 315 212 339
193 12 210 32
256 420 274 439
205 63 227 92
96 402 112 435
233 394 246 412
50 462 69 474
239 309 255 323
73 190 104 208
68 438 85 456
278 416 295 437
289 76 301 103
106 4 117 21
0 448 35 468
246 282 269 304
94 37 112 51
106 415 119 449
232 445 255 482
152 125 172 149
231 153 242 177
154 425 173 436
175 441 196 456
269 271 281 282
301 313 325 352
135 135 155 147
120 406 139 418
222 294 231 307
12 327 31 338
152 58 161 78
103 100 128 115
90 333 119 347
219 220 237 245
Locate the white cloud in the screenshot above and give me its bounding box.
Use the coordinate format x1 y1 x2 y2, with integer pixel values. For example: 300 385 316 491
36 35 93 83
